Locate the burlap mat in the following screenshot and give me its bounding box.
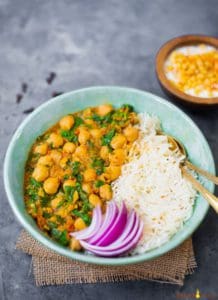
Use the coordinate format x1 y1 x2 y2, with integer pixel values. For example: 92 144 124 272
16 230 197 286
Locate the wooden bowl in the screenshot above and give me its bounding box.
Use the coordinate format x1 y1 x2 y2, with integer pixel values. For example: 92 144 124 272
156 35 218 106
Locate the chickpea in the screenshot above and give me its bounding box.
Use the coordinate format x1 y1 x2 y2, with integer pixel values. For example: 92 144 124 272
37 155 53 167
98 172 111 183
32 165 49 182
60 157 69 168
106 165 121 180
70 237 82 251
56 207 68 218
63 142 76 153
109 149 125 166
50 150 62 163
78 129 90 144
83 168 97 182
110 134 126 149
99 184 112 200
59 115 74 130
90 129 102 139
63 179 76 190
82 183 93 194
74 145 88 159
100 146 110 160
89 194 102 207
74 217 87 231
96 104 113 116
123 126 139 142
48 133 63 148
43 177 60 194
51 195 63 209
34 143 48 155
84 118 95 126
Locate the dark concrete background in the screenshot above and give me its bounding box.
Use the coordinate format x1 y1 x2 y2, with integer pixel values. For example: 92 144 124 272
0 0 217 299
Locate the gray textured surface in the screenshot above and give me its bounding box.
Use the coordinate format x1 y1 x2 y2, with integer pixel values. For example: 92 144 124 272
0 0 218 299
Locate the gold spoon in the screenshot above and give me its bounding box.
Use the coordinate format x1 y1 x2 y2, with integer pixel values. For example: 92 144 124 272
166 134 218 213
167 135 218 185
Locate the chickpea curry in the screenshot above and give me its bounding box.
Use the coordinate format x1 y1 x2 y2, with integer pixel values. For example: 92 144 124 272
24 104 139 250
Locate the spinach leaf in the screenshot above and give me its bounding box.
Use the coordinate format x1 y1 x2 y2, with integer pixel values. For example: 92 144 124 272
26 177 42 201
72 209 91 225
71 161 81 176
101 129 116 146
29 177 42 188
121 104 134 112
60 130 78 143
90 112 113 127
64 185 77 202
91 158 105 175
94 180 105 188
40 195 50 207
42 212 52 219
51 228 69 246
73 116 84 128
48 221 58 229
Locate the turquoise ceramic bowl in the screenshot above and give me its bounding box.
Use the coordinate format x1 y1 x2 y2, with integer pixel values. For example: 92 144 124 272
4 86 215 265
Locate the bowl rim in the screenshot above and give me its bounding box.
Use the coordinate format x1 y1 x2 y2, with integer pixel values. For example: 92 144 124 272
155 34 218 105
3 86 215 265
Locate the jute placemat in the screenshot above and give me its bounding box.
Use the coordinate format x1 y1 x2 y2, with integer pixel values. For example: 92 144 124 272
16 230 197 286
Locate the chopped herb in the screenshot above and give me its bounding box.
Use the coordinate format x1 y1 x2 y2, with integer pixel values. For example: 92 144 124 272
40 195 50 207
51 228 69 246
64 185 76 202
101 129 116 146
48 221 58 229
78 189 88 202
121 104 134 112
90 112 113 127
72 209 91 225
26 178 42 201
43 212 52 219
56 215 65 225
56 199 65 209
94 180 105 188
76 173 83 183
73 116 84 129
71 161 80 176
63 174 70 180
60 130 78 143
91 158 105 175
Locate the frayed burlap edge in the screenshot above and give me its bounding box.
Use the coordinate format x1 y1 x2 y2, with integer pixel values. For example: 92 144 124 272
16 230 197 286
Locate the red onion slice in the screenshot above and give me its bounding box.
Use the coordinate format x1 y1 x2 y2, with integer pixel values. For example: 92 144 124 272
87 201 118 244
81 212 140 252
81 221 144 257
70 205 102 240
95 201 128 246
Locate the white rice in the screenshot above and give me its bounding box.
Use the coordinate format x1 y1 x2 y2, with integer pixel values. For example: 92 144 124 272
112 113 196 254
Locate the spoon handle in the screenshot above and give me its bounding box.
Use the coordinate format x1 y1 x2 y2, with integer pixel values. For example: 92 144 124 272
185 160 218 185
182 168 218 214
